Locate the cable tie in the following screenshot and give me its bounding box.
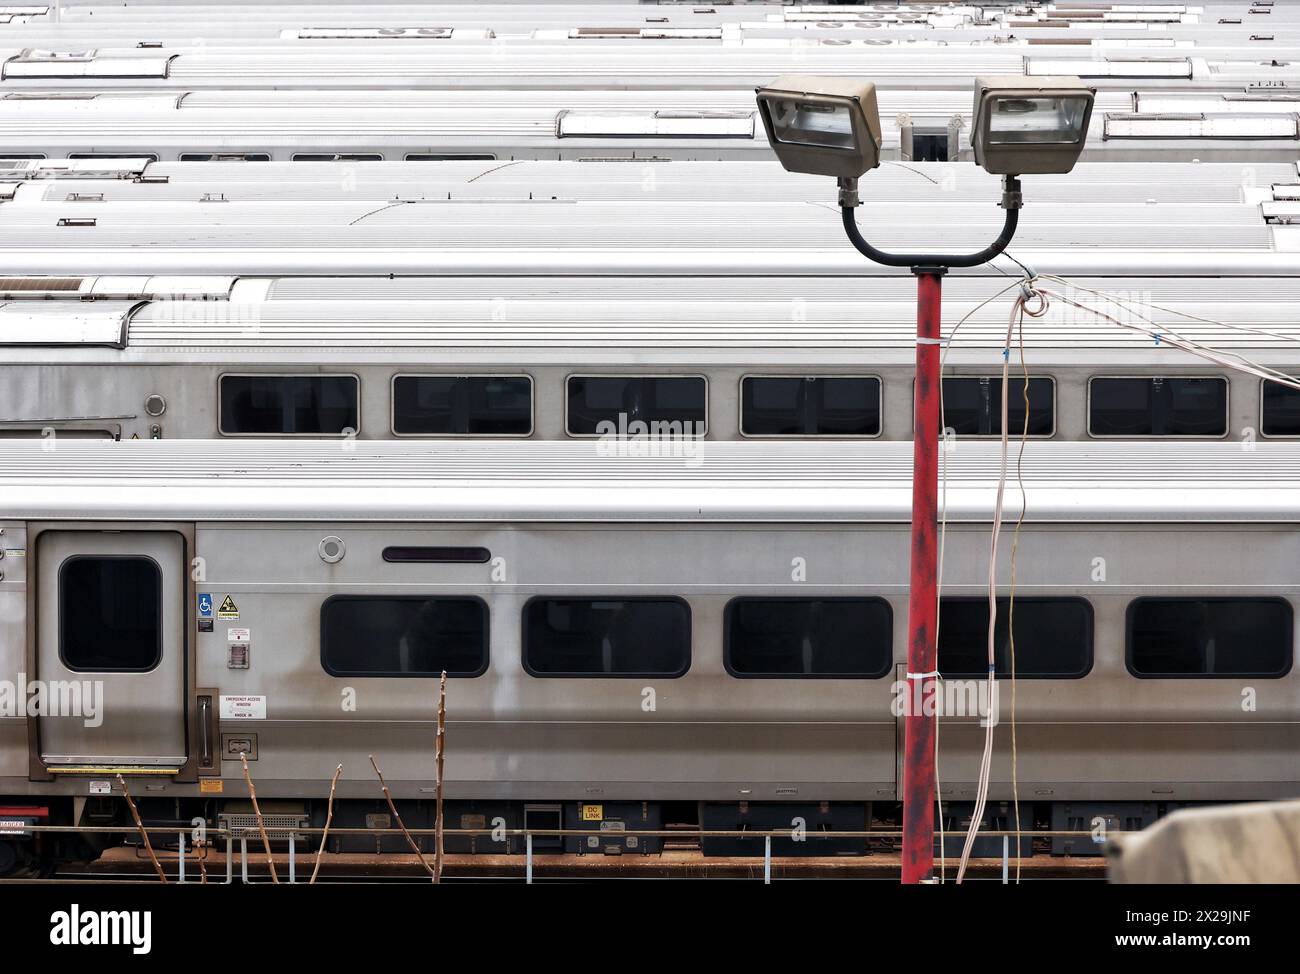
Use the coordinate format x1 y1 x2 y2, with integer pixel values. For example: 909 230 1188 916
1002 347 1010 361
1154 333 1162 345
906 670 940 680
916 336 947 346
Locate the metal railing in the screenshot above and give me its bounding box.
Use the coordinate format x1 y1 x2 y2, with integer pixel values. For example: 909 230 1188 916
1 822 1117 884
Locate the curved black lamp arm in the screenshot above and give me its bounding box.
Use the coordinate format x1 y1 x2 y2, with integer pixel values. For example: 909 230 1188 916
839 174 1022 272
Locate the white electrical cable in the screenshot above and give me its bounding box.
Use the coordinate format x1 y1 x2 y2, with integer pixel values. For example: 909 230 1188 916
955 292 1026 884
933 278 1024 882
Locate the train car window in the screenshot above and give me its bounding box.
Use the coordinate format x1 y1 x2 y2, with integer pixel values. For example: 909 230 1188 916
320 596 488 677
1127 598 1292 678
566 375 706 436
59 556 162 672
523 598 690 677
1089 377 1227 436
740 376 881 436
940 377 1054 437
68 153 160 162
178 153 271 162
724 598 892 678
1261 379 1300 435
404 153 497 161
382 546 491 564
392 375 532 436
938 597 1092 678
291 153 384 162
219 374 358 436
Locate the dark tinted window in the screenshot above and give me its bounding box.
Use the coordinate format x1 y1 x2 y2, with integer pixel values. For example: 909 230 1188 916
1128 598 1292 678
725 598 892 677
741 376 880 436
523 598 690 677
1261 380 1300 436
392 375 531 435
291 153 384 161
178 153 270 162
219 375 358 435
69 153 159 162
60 556 161 672
566 376 706 435
938 598 1092 678
1090 377 1227 436
320 596 488 677
405 153 497 161
942 377 1054 436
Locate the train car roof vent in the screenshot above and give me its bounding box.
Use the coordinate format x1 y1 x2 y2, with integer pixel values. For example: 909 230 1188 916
0 299 137 347
557 109 754 139
4 49 174 79
285 27 453 40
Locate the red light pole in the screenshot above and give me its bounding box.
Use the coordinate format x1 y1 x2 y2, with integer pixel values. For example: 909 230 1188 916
840 175 1021 883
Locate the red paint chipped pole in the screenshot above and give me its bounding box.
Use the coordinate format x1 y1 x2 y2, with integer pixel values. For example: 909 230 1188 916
901 269 944 884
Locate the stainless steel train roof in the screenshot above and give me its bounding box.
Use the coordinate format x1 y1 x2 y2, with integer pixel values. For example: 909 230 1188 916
3 83 1298 164
0 158 1294 277
0 438 1297 523
4 158 1288 205
6 273 1300 371
2 3 1298 90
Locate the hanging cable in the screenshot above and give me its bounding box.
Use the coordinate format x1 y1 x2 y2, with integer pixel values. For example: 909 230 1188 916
932 278 1025 882
955 287 1038 884
1007 286 1048 882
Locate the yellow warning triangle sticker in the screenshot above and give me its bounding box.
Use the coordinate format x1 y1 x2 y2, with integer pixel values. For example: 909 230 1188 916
218 595 238 616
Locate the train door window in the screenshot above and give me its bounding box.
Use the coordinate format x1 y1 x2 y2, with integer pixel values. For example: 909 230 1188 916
1089 377 1228 436
404 153 498 161
291 153 384 162
1127 598 1292 677
392 375 532 436
740 376 880 436
218 374 358 436
940 377 1054 437
59 556 162 672
523 598 690 677
724 598 892 677
937 598 1092 678
320 596 489 677
1261 379 1300 436
566 375 706 436
178 152 271 162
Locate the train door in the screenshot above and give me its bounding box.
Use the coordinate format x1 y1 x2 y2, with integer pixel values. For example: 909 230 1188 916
35 531 186 770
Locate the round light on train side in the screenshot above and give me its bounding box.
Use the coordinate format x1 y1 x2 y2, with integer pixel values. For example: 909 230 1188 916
755 75 883 178
970 75 1096 175
144 393 167 417
318 536 346 564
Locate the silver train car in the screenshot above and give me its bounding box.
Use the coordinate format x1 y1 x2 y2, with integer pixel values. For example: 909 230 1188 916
0 157 1293 276
0 438 1295 867
0 2 1264 52
3 84 1300 163
5 275 1300 445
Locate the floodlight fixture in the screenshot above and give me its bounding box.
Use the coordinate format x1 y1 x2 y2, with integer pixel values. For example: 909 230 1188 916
971 75 1096 175
755 75 883 179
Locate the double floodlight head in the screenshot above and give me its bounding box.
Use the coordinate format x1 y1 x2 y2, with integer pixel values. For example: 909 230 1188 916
755 74 1095 179
755 75 883 179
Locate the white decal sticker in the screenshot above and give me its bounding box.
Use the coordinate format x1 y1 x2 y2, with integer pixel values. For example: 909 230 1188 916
219 694 266 720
